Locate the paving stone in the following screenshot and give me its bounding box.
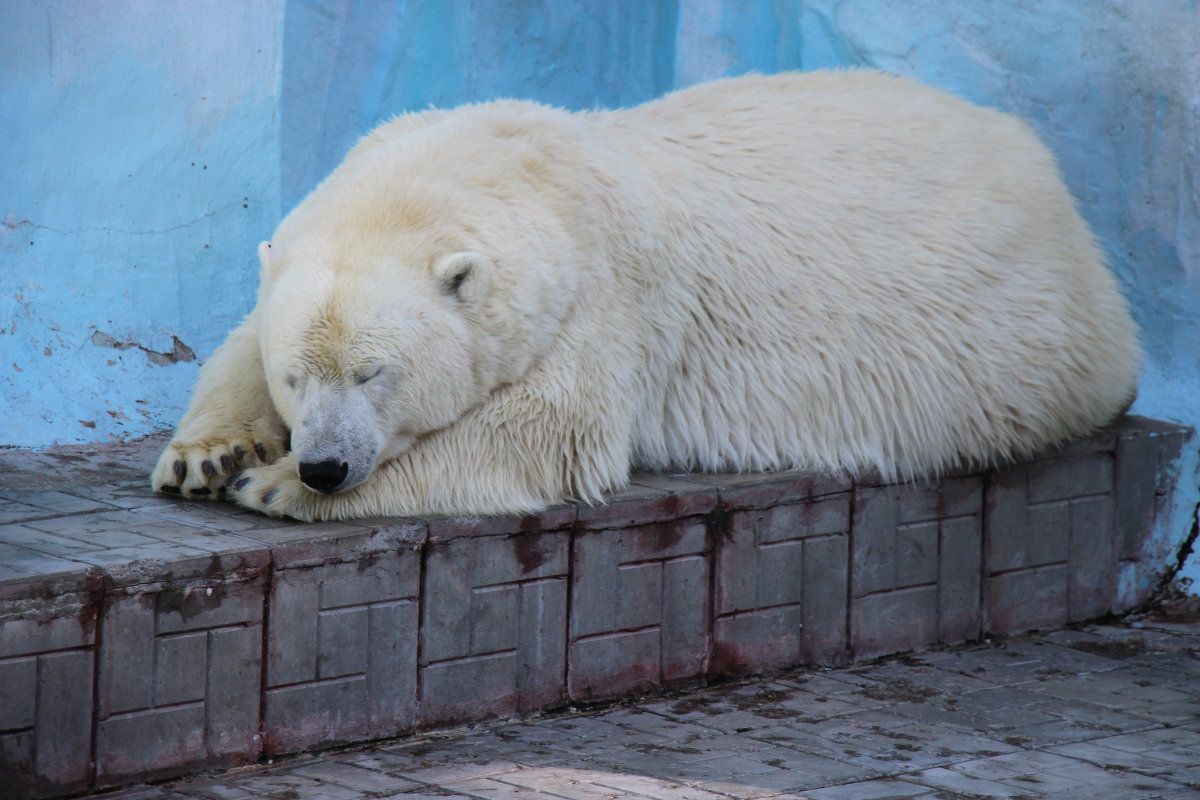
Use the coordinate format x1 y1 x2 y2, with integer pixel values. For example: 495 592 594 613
490 767 650 800
265 548 419 753
287 761 423 793
421 530 568 724
701 470 852 510
576 480 716 529
96 574 265 786
577 769 731 800
569 521 709 700
0 501 64 525
802 780 935 800
0 543 89 582
72 620 1200 800
1027 668 1195 710
901 767 1041 798
713 495 850 672
850 479 983 659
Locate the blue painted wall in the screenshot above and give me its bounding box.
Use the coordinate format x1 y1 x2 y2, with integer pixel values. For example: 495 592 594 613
4 1 1198 584
1 0 284 445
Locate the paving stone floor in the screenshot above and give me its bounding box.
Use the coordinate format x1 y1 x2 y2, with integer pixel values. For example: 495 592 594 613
94 616 1200 800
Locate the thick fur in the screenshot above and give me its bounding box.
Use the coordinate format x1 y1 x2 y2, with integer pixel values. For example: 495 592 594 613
152 71 1140 520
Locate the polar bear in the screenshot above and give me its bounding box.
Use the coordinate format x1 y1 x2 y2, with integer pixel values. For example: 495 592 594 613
152 71 1139 521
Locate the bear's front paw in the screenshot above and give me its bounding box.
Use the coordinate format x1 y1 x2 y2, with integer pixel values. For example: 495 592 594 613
226 455 330 521
151 431 288 501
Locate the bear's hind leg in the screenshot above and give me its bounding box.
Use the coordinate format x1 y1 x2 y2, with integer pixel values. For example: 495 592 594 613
151 315 289 500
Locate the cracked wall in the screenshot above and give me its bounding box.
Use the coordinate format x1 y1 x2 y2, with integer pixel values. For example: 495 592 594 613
3 0 1197 591
0 1 283 446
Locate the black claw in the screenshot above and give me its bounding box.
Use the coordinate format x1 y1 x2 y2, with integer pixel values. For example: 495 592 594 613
261 489 279 505
160 485 181 495
173 460 186 478
233 475 252 492
220 454 235 471
233 445 246 461
254 443 267 461
192 487 212 496
201 460 215 477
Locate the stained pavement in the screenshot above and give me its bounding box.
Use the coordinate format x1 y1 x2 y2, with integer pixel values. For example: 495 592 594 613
93 616 1200 800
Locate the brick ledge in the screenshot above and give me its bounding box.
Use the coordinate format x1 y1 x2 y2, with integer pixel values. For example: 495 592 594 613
0 415 1191 798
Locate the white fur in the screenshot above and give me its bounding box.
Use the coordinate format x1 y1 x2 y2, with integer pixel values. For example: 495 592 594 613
152 71 1140 521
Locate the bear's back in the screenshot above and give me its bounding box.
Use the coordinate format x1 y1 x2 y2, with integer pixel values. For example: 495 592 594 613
595 72 1137 478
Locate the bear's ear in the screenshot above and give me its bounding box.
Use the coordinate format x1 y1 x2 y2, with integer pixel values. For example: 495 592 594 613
433 251 490 304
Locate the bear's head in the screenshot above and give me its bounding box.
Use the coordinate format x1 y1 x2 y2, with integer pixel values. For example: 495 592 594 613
255 123 583 494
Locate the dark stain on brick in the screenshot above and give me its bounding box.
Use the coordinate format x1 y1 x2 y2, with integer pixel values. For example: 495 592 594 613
203 553 225 578
857 679 939 702
633 519 684 553
1065 639 1149 659
710 640 753 675
705 499 732 544
669 693 723 715
157 584 224 622
512 531 549 574
356 550 381 572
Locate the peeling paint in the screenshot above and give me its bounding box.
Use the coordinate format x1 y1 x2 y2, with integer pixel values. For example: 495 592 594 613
91 330 196 367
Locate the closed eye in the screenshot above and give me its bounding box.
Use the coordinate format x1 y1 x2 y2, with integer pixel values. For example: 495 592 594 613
356 366 383 385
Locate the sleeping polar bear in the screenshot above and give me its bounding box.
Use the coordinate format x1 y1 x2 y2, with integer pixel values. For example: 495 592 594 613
152 71 1139 521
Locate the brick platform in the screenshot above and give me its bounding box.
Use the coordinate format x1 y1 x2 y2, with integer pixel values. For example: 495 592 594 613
0 416 1191 798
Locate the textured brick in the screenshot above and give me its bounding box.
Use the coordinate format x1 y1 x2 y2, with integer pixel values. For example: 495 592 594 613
1114 432 1163 563
0 730 36 799
714 493 850 672
11 490 114 515
97 575 264 786
851 479 982 656
0 542 90 581
851 585 939 659
693 470 852 509
420 530 568 724
570 520 709 700
1068 496 1117 620
266 521 423 568
35 649 95 793
1027 453 1113 503
986 453 1118 634
0 417 1193 795
987 564 1070 634
427 505 576 542
265 541 420 753
712 606 804 675
987 470 1068 572
0 579 98 797
800 534 850 664
0 656 37 730
577 480 716 530
938 516 982 643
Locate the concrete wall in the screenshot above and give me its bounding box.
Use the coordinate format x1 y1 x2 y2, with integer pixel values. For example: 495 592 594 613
1 1 284 446
3 1 1197 581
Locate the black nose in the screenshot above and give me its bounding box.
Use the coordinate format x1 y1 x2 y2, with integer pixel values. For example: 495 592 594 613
298 459 349 493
